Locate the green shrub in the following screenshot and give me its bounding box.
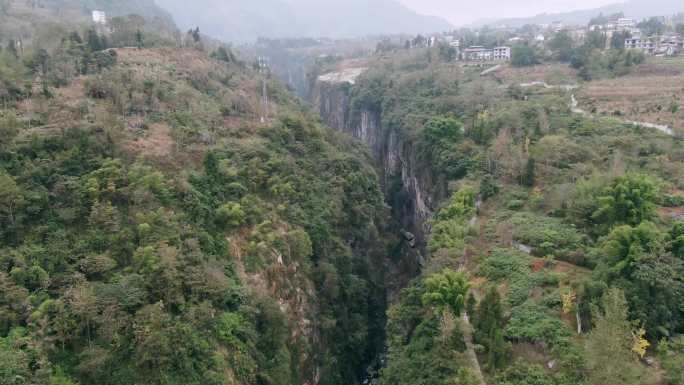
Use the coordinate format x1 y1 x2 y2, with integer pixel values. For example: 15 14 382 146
505 300 572 350
215 203 246 229
663 194 684 208
508 212 585 262
481 174 500 201
480 248 532 281
507 200 525 210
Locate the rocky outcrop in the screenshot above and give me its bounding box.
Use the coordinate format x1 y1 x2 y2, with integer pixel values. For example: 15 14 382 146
311 71 434 251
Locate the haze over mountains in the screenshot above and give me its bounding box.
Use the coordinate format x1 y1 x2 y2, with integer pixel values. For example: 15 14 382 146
154 0 452 43
43 0 173 21
483 0 684 27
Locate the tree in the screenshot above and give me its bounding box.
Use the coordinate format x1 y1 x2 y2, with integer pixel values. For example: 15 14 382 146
438 43 457 62
6 39 18 58
135 30 144 48
190 27 201 43
215 202 246 229
638 17 665 36
466 292 476 317
422 269 470 317
521 158 535 187
212 46 234 63
549 30 575 62
0 113 20 151
473 287 509 370
670 223 684 258
0 169 22 225
86 29 103 51
659 336 684 385
611 31 631 50
585 30 607 51
593 174 659 228
480 174 500 201
511 44 539 67
585 288 651 385
597 221 684 337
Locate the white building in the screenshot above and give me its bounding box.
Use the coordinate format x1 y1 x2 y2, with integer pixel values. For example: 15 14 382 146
92 10 106 25
625 35 656 54
617 18 636 29
464 46 492 61
463 46 511 61
550 21 564 33
657 35 683 56
493 46 511 61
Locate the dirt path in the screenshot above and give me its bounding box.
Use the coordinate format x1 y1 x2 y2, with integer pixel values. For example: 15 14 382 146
461 314 486 385
570 94 674 136
520 81 578 91
459 202 487 385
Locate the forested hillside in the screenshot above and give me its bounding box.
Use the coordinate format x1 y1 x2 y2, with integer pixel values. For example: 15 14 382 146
2 1 684 385
0 5 398 385
310 47 684 385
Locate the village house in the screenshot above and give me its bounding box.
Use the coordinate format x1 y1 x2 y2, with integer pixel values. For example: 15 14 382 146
655 34 683 56
550 21 564 33
617 18 636 29
464 46 491 61
625 34 656 55
590 17 639 35
625 33 682 56
492 46 511 60
92 10 106 25
463 45 511 61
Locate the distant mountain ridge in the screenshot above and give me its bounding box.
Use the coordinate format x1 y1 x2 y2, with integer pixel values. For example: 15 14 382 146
38 0 175 22
480 0 684 27
154 0 452 43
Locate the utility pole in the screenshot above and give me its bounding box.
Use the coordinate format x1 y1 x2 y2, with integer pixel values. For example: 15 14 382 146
258 56 269 123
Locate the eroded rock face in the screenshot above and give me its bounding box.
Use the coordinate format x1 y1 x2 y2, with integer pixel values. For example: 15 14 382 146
311 74 434 253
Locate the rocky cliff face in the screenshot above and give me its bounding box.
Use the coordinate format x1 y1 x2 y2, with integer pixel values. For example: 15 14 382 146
311 71 434 257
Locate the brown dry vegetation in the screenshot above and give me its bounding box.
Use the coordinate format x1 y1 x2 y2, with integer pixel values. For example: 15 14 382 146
123 122 174 157
577 57 684 133
495 63 578 85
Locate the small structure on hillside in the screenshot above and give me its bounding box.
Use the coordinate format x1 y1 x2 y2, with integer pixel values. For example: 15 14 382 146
464 46 492 61
617 18 636 29
463 46 511 61
493 46 511 60
625 35 656 54
92 10 106 25
625 33 682 56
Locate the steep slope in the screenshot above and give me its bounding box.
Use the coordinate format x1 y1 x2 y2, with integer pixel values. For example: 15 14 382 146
308 48 684 385
154 0 452 43
0 0 177 47
0 13 401 385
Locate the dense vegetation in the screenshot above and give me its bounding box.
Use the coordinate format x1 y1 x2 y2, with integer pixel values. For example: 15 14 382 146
0 5 395 385
2 2 684 385
334 47 684 385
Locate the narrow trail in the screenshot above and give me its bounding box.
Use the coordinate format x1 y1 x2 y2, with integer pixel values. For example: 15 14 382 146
460 200 487 385
570 93 674 136
462 314 487 385
519 81 578 91
518 82 675 137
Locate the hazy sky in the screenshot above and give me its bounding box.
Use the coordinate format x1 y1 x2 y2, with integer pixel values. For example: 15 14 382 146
397 0 625 25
